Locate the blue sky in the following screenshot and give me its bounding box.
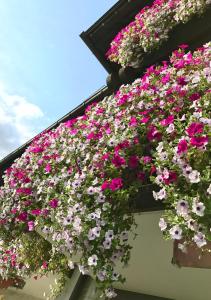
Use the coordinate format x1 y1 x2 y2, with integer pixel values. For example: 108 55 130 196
0 0 117 158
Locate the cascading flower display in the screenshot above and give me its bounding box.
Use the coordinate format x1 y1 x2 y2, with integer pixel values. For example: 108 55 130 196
106 0 210 67
0 43 210 298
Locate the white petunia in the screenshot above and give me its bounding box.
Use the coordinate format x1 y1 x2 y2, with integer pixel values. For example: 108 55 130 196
192 201 205 217
159 218 167 231
96 194 106 203
87 186 96 195
207 184 211 195
176 200 189 217
97 270 106 282
92 226 101 237
63 215 73 226
78 264 89 275
166 123 175 133
88 254 98 266
188 170 200 183
169 225 182 240
68 260 74 269
105 288 117 299
153 188 166 201
105 230 114 240
103 239 112 249
193 232 207 248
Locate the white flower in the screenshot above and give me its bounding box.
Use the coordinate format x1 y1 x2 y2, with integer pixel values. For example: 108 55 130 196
96 194 105 203
159 151 168 161
66 238 74 250
42 226 51 234
103 239 112 249
188 170 200 183
105 288 117 298
207 184 211 195
193 232 207 248
73 216 81 230
105 230 114 240
97 270 106 282
92 226 101 237
159 218 167 231
153 188 166 200
68 260 74 269
72 179 82 189
78 264 89 275
95 208 101 219
63 215 73 226
166 123 175 133
88 229 96 241
121 231 128 242
156 142 164 153
88 254 98 266
176 200 189 217
192 201 205 217
183 165 193 177
87 186 96 195
108 138 117 147
169 225 182 240
110 252 120 263
187 219 197 231
112 271 119 281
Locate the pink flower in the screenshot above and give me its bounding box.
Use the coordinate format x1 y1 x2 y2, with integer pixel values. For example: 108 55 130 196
31 209 42 216
162 171 177 185
142 156 152 164
101 153 110 161
101 181 110 191
186 122 204 137
49 199 59 208
177 139 188 154
190 136 208 148
160 115 174 126
128 155 139 168
17 212 28 221
30 147 44 153
177 76 187 86
129 117 138 127
42 209 50 216
28 221 35 231
147 126 161 141
42 261 48 269
137 172 145 181
110 178 123 191
112 154 126 168
189 93 200 101
16 188 32 195
161 73 170 84
45 164 51 173
140 116 150 123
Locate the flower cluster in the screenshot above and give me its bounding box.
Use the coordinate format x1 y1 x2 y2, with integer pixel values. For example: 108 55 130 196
106 0 210 67
0 43 210 298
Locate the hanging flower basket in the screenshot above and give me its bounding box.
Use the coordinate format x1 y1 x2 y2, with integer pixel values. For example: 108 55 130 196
173 240 211 269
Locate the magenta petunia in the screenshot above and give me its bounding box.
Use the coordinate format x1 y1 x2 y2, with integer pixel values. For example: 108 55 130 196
190 136 208 147
112 154 126 168
177 139 188 154
186 122 204 137
128 155 139 168
49 199 59 209
110 178 123 191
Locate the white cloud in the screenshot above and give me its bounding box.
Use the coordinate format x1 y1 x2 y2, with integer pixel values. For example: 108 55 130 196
0 82 44 159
